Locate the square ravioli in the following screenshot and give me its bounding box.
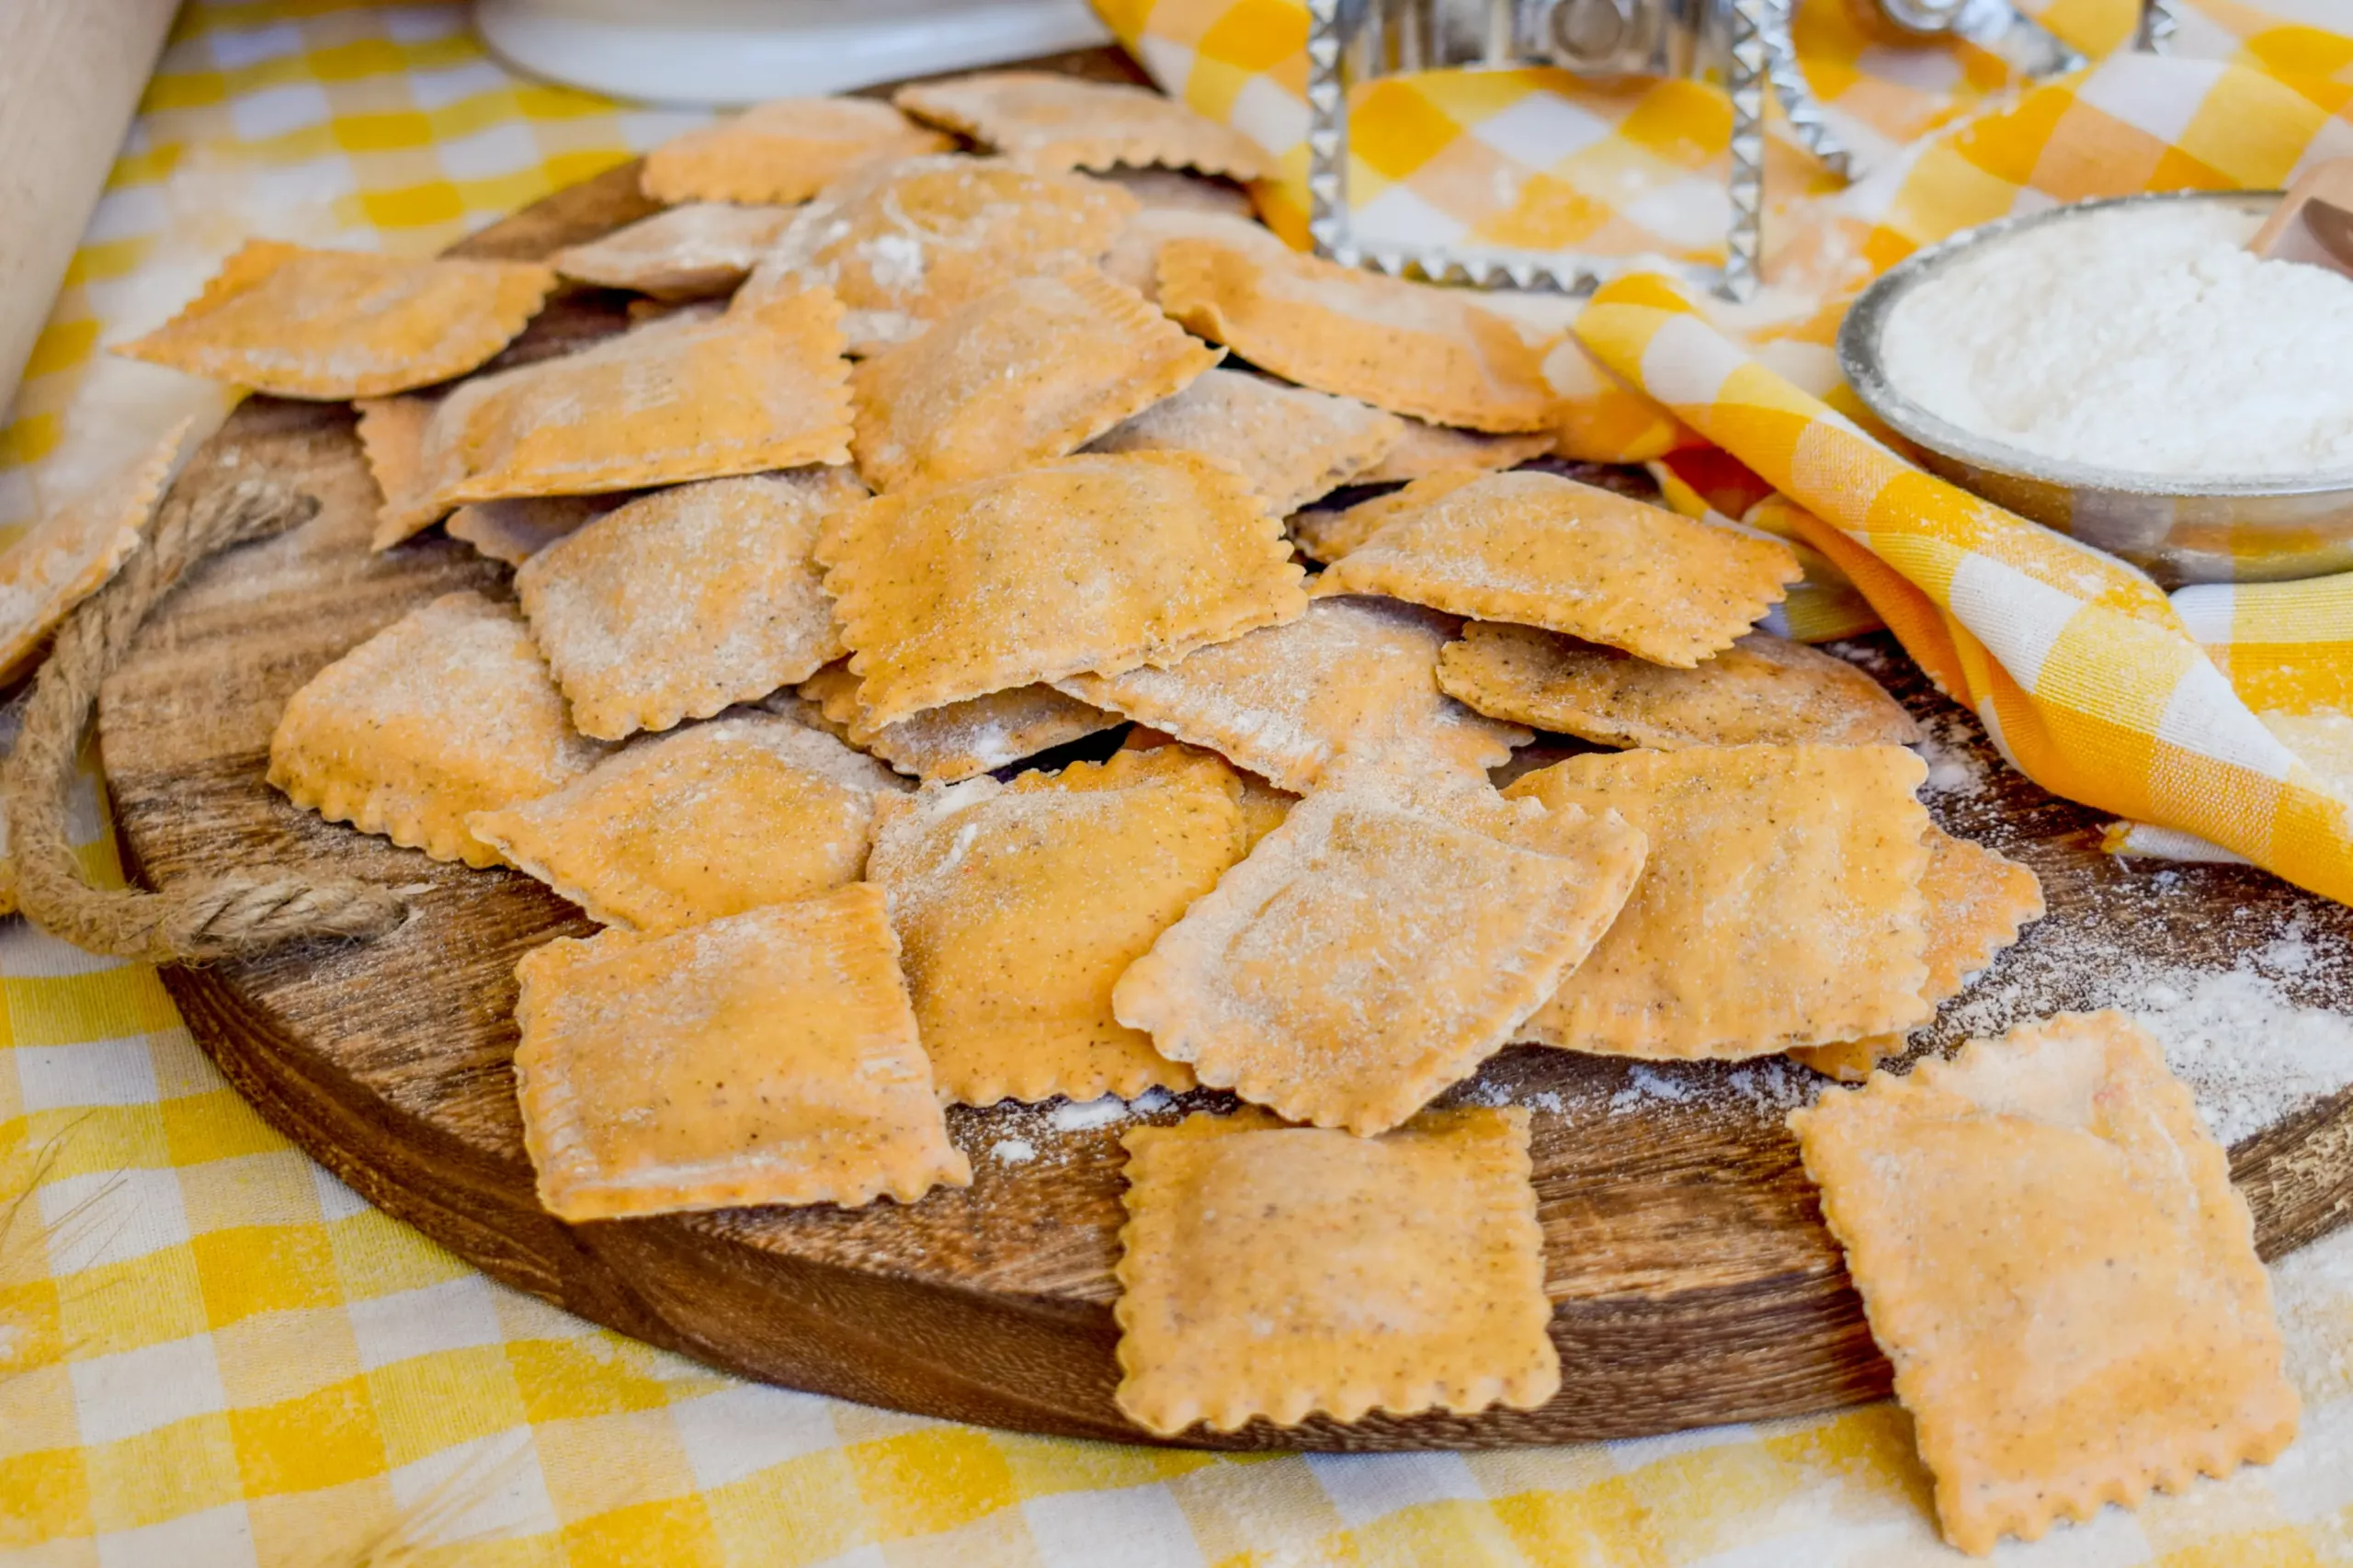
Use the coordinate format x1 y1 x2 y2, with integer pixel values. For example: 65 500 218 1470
1505 744 1933 1058
892 72 1270 180
376 290 852 547
1351 418 1552 485
1099 207 1289 305
1055 595 1527 794
1113 776 1648 1134
1287 469 1489 565
850 268 1220 492
1438 624 1922 750
1085 367 1403 516
1788 827 2044 1082
735 156 1138 353
445 494 618 565
814 452 1306 728
1114 1107 1558 1436
551 203 798 300
1120 729 1299 849
1157 238 1554 433
116 240 554 399
864 748 1245 1105
267 591 608 868
355 392 438 544
1789 1012 2299 1556
0 419 181 683
1097 167 1257 219
793 663 1120 782
469 713 906 935
640 97 952 205
514 884 969 1220
1316 471 1802 667
516 469 864 740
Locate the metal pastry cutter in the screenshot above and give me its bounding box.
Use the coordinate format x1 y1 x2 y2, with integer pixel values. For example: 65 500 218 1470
1303 0 2088 301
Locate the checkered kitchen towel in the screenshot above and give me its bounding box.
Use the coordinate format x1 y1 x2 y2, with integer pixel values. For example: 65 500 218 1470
1576 45 2353 877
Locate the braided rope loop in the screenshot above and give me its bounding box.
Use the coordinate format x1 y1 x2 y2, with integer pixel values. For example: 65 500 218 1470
2 476 410 962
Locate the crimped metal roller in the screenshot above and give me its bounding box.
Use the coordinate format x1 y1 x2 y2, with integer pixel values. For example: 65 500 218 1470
1305 0 2094 301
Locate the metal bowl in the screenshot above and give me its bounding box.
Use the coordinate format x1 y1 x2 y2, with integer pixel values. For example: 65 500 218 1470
1837 189 2353 585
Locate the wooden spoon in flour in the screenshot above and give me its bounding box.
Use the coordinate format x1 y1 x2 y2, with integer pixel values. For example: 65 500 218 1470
2249 158 2353 280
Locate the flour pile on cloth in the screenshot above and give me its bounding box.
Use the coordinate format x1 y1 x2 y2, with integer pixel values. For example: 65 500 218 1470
1879 199 2353 480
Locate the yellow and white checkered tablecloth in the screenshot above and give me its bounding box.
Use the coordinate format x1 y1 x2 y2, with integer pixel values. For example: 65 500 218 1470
6 4 2353 1565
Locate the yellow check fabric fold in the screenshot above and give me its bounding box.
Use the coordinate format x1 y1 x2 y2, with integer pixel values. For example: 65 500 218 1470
1109 0 2353 877
2177 573 2353 720
1576 272 2353 903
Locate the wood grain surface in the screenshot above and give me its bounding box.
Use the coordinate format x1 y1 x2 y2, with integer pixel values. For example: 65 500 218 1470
91 136 2353 1450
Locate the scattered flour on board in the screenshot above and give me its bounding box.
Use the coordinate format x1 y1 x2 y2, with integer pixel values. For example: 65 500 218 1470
1051 1095 1137 1132
1596 1057 1821 1118
949 905 2348 1153
1449 1044 1822 1119
1461 891 2353 1143
2127 945 2353 1145
1939 913 2353 1145
1912 710 1989 798
968 1086 1181 1165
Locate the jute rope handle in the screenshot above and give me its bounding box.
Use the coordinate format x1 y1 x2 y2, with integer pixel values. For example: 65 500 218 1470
1 476 411 962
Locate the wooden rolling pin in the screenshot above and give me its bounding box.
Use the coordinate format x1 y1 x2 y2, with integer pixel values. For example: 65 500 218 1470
0 0 180 421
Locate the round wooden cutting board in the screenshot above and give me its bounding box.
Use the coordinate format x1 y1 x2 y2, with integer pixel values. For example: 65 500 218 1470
94 140 2353 1452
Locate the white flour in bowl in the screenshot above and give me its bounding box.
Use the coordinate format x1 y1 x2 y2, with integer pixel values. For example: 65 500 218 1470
1878 199 2353 480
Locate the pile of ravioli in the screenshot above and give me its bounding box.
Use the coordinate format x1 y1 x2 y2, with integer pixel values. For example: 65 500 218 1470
116 73 2300 1556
